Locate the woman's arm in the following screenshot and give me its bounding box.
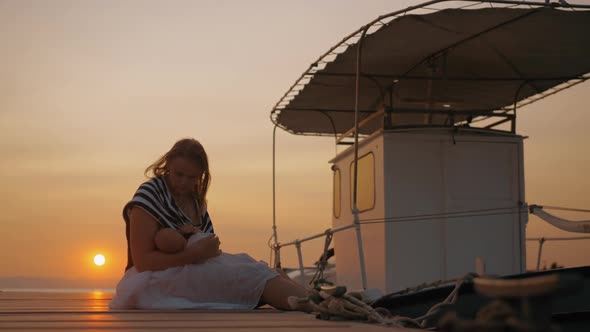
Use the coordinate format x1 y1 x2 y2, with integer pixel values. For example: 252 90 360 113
129 206 221 272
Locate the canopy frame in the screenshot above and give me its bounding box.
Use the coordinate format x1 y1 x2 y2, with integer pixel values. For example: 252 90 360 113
270 0 590 139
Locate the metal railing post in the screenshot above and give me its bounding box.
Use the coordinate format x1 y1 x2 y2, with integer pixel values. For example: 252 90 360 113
295 241 305 285
273 244 281 268
350 12 371 292
271 124 280 267
536 237 546 271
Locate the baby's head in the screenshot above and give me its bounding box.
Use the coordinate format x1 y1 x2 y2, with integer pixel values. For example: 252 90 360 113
154 228 187 253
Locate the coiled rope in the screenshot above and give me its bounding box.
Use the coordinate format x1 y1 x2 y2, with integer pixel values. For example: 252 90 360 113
290 273 476 328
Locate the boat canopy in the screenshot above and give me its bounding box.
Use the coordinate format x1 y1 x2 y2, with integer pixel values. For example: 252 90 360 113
271 3 590 136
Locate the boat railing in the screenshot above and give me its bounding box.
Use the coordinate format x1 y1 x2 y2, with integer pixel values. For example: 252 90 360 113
272 205 590 286
277 224 353 285
272 206 531 286
527 236 590 271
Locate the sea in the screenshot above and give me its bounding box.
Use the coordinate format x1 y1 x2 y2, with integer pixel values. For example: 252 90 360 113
0 288 115 293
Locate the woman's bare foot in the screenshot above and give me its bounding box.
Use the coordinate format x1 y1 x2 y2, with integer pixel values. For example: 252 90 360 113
261 276 313 312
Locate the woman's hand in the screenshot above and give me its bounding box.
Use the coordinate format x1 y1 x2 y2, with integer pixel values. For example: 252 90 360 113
129 207 215 271
185 234 221 262
129 206 221 271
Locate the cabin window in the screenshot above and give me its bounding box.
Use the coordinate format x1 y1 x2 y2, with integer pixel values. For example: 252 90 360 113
333 168 341 218
349 153 375 212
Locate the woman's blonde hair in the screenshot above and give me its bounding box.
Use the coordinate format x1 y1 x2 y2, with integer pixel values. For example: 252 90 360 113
145 138 211 208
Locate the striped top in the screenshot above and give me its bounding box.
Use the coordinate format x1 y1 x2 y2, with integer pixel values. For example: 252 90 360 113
122 176 214 271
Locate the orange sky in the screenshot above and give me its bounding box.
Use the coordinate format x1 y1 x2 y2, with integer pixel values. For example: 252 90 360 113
1 0 589 288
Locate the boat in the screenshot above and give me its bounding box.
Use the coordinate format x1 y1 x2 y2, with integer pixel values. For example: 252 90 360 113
267 0 590 330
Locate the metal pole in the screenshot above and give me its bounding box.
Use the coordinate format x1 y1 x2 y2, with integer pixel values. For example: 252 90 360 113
354 213 368 289
295 241 305 285
353 25 371 290
272 124 279 267
536 237 546 271
512 81 528 133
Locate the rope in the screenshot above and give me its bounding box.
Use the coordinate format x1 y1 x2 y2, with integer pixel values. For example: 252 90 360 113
291 274 475 328
360 210 526 225
359 206 522 223
310 230 334 287
377 275 469 300
413 274 476 328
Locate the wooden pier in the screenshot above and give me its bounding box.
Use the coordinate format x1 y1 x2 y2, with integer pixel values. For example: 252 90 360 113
0 291 416 331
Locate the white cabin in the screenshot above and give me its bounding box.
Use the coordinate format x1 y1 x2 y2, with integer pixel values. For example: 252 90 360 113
330 128 526 293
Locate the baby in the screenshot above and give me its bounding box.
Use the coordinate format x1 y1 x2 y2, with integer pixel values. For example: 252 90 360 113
155 223 299 287
155 224 210 253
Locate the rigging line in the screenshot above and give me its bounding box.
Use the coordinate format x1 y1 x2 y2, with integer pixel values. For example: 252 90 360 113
360 210 526 225
527 236 590 241
359 208 523 223
359 206 524 222
534 205 590 213
361 210 524 225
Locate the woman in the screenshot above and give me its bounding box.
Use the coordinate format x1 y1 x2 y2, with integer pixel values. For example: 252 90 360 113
110 138 310 310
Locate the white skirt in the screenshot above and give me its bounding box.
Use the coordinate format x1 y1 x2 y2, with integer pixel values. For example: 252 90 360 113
109 235 278 310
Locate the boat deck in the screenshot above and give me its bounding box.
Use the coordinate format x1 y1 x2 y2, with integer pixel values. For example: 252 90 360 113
0 291 415 331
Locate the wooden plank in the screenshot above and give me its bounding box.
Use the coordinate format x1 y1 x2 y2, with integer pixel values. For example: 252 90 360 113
0 314 403 331
0 312 312 322
0 321 353 329
0 291 419 331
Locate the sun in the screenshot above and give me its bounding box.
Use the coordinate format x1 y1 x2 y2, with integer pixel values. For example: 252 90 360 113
93 254 106 266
